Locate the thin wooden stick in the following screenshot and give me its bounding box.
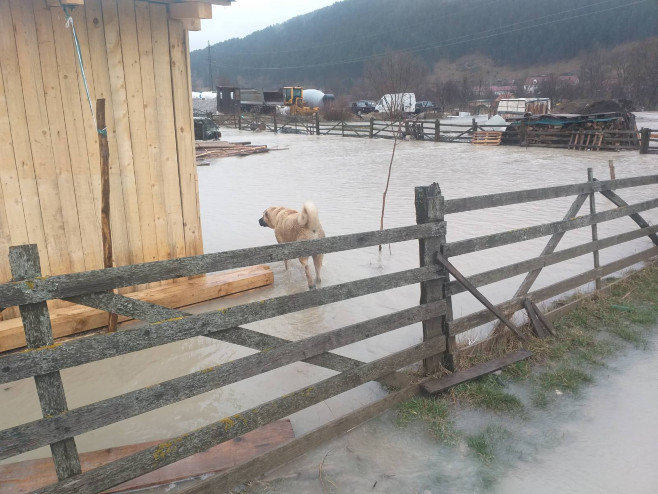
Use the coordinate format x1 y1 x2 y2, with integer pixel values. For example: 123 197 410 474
97 99 118 333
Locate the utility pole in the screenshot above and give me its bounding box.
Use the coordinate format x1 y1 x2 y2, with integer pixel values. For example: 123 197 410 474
207 41 213 90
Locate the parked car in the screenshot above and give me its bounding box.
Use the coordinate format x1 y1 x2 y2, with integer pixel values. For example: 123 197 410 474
375 93 416 114
350 100 376 115
194 117 221 140
414 101 436 114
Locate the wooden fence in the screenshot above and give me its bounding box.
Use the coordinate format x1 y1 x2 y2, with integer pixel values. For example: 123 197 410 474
1 172 657 492
212 112 650 152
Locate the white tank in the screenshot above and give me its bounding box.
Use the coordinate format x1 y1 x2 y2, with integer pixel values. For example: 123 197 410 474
303 89 326 107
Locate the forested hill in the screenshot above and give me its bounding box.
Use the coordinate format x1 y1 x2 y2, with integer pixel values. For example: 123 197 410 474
190 0 658 90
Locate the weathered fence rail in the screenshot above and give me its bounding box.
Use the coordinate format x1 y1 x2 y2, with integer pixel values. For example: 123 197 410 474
1 173 657 493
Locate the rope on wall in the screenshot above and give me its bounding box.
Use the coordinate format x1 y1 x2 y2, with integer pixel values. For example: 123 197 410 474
58 0 107 136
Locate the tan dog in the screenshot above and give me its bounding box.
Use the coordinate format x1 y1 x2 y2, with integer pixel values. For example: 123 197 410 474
258 201 325 289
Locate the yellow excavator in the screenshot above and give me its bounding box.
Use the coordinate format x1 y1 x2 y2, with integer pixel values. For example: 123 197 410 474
282 86 319 116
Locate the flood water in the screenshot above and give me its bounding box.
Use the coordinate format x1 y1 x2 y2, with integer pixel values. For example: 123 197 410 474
1 113 657 491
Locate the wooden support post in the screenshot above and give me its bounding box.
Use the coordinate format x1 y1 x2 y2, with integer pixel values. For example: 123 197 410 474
315 112 320 135
97 100 118 333
588 168 601 290
341 120 345 137
434 119 440 142
238 114 242 130
472 117 477 134
640 128 650 154
9 245 82 480
415 183 454 372
609 159 616 180
273 112 277 133
369 117 374 138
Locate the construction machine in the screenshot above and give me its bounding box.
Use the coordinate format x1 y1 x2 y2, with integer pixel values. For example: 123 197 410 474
282 86 319 116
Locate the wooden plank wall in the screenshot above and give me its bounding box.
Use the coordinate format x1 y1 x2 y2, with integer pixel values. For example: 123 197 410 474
0 0 202 299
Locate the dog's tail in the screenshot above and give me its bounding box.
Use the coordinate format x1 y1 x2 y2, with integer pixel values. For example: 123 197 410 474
298 201 321 230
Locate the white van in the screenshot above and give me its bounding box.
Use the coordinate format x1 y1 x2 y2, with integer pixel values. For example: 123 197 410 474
375 93 416 114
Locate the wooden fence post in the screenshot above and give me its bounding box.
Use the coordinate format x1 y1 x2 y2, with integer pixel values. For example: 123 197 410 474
415 184 455 373
369 117 374 138
640 128 650 154
434 119 440 142
588 168 601 290
9 244 82 480
315 112 320 135
273 112 277 133
238 114 242 130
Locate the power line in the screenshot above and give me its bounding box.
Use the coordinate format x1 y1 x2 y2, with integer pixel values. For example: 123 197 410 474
209 0 648 71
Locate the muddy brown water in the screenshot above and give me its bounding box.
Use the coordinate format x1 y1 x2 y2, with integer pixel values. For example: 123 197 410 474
1 114 657 491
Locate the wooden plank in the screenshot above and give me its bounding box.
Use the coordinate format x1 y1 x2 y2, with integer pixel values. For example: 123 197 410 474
0 302 445 459
83 0 131 272
8 245 82 481
169 19 203 256
50 5 104 272
102 0 145 271
69 3 103 245
0 420 294 494
449 246 658 335
0 266 439 383
0 266 272 354
180 382 422 494
471 131 502 145
117 0 159 274
421 349 532 395
168 2 213 19
0 223 440 307
29 338 443 494
446 197 658 257
445 224 658 297
149 2 186 261
444 175 658 215
0 63 23 288
0 1 52 275
32 0 86 275
135 1 171 275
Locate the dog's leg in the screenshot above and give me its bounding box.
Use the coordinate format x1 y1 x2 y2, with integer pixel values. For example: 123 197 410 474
299 257 315 289
313 254 323 285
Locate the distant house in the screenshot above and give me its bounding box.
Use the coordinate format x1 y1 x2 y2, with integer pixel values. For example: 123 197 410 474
524 75 580 94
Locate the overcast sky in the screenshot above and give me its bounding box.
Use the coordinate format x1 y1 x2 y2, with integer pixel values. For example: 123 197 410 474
189 0 343 51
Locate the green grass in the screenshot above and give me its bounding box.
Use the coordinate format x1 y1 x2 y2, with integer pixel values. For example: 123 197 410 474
451 375 525 415
395 397 460 444
395 264 658 483
467 425 512 463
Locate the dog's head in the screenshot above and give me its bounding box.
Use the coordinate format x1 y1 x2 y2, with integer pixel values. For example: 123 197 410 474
258 208 273 228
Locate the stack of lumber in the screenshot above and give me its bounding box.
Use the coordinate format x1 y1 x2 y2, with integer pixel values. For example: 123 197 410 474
195 141 269 160
0 265 273 353
0 420 294 494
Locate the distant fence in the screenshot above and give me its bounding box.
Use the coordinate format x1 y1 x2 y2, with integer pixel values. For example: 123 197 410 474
212 113 650 151
1 172 657 492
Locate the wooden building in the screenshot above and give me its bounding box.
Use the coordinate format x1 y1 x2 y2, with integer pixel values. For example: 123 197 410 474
0 0 231 289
